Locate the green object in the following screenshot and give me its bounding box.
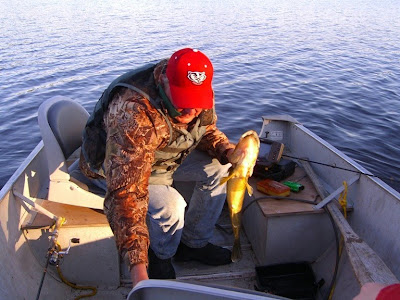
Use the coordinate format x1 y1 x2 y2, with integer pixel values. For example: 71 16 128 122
283 181 304 192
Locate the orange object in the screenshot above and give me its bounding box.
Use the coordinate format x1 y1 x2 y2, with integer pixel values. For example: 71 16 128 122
257 179 290 197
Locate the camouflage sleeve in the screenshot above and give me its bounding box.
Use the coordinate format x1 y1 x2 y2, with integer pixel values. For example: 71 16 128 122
103 89 169 269
196 114 235 164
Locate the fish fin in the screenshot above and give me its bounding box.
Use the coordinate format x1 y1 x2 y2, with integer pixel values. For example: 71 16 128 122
220 177 229 185
220 173 234 185
219 168 240 185
246 183 253 196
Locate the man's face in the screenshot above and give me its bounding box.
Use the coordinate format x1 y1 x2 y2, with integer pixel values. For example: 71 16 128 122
174 108 203 124
162 75 203 124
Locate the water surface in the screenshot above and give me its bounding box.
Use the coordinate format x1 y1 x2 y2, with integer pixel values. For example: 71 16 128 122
1 0 399 191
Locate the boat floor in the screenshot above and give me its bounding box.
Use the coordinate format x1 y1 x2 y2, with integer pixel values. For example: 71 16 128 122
120 201 258 290
23 199 260 299
22 163 344 299
166 205 255 289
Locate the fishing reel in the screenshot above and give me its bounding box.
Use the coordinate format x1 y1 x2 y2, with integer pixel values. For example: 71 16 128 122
48 238 80 266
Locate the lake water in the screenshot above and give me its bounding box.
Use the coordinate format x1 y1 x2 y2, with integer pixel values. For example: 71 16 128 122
1 0 400 191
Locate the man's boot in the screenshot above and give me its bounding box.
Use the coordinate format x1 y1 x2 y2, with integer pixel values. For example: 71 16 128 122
148 247 176 279
174 242 232 265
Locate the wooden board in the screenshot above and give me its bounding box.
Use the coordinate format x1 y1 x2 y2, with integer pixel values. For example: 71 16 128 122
26 201 108 228
249 164 324 217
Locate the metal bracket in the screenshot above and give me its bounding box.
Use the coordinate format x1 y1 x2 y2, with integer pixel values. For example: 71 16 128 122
13 189 59 221
313 175 360 210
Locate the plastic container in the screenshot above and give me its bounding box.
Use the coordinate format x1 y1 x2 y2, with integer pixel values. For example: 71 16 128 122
256 179 290 197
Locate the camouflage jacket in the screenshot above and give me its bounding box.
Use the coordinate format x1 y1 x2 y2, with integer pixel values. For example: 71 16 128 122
80 60 234 269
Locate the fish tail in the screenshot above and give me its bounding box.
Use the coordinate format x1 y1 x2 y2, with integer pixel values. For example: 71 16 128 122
231 238 242 262
231 212 242 262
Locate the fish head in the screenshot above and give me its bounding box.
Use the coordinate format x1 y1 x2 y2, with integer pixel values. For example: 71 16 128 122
231 130 260 175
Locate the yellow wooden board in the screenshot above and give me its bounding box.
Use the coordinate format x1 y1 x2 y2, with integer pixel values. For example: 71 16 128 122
28 201 108 228
249 165 324 217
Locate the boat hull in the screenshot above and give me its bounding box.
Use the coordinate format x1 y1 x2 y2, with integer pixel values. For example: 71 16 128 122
1 115 399 299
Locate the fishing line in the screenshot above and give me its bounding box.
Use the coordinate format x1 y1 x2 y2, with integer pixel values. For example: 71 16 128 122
282 155 399 183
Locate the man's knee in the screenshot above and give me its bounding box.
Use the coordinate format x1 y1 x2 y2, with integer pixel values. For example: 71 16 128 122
148 185 186 227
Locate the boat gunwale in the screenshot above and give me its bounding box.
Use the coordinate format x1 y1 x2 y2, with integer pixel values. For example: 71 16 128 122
0 141 45 203
260 115 400 202
291 121 400 202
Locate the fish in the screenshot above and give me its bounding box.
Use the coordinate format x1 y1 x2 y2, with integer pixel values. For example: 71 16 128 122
220 130 260 262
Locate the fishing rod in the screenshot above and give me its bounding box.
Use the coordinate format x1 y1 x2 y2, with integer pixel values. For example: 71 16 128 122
282 154 400 184
35 218 96 300
36 217 66 300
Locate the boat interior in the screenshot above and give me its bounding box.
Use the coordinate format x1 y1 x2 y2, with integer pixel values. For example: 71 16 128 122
10 162 349 300
1 97 399 300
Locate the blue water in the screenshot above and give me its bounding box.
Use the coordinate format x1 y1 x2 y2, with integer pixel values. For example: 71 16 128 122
1 0 400 191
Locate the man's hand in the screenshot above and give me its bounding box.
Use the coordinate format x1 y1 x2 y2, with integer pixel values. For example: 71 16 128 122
225 148 235 164
130 263 149 287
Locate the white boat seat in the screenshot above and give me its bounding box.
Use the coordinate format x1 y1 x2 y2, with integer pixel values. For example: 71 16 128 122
38 96 105 209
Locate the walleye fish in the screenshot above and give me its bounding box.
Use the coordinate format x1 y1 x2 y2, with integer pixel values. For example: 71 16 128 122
220 130 260 262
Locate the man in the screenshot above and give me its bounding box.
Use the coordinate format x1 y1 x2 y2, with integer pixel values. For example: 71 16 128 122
79 48 236 286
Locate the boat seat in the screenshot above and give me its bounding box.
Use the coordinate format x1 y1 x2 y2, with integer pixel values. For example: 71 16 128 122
38 96 105 209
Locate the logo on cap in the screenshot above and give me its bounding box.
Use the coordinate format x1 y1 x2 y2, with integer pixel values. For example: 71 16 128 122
187 71 206 85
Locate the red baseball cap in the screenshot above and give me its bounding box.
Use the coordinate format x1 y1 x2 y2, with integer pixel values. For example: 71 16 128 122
166 48 214 109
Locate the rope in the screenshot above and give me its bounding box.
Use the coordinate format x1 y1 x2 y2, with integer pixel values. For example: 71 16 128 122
55 243 97 300
338 181 348 219
32 215 97 299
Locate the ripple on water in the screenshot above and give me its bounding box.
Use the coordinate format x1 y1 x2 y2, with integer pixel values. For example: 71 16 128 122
1 0 400 192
